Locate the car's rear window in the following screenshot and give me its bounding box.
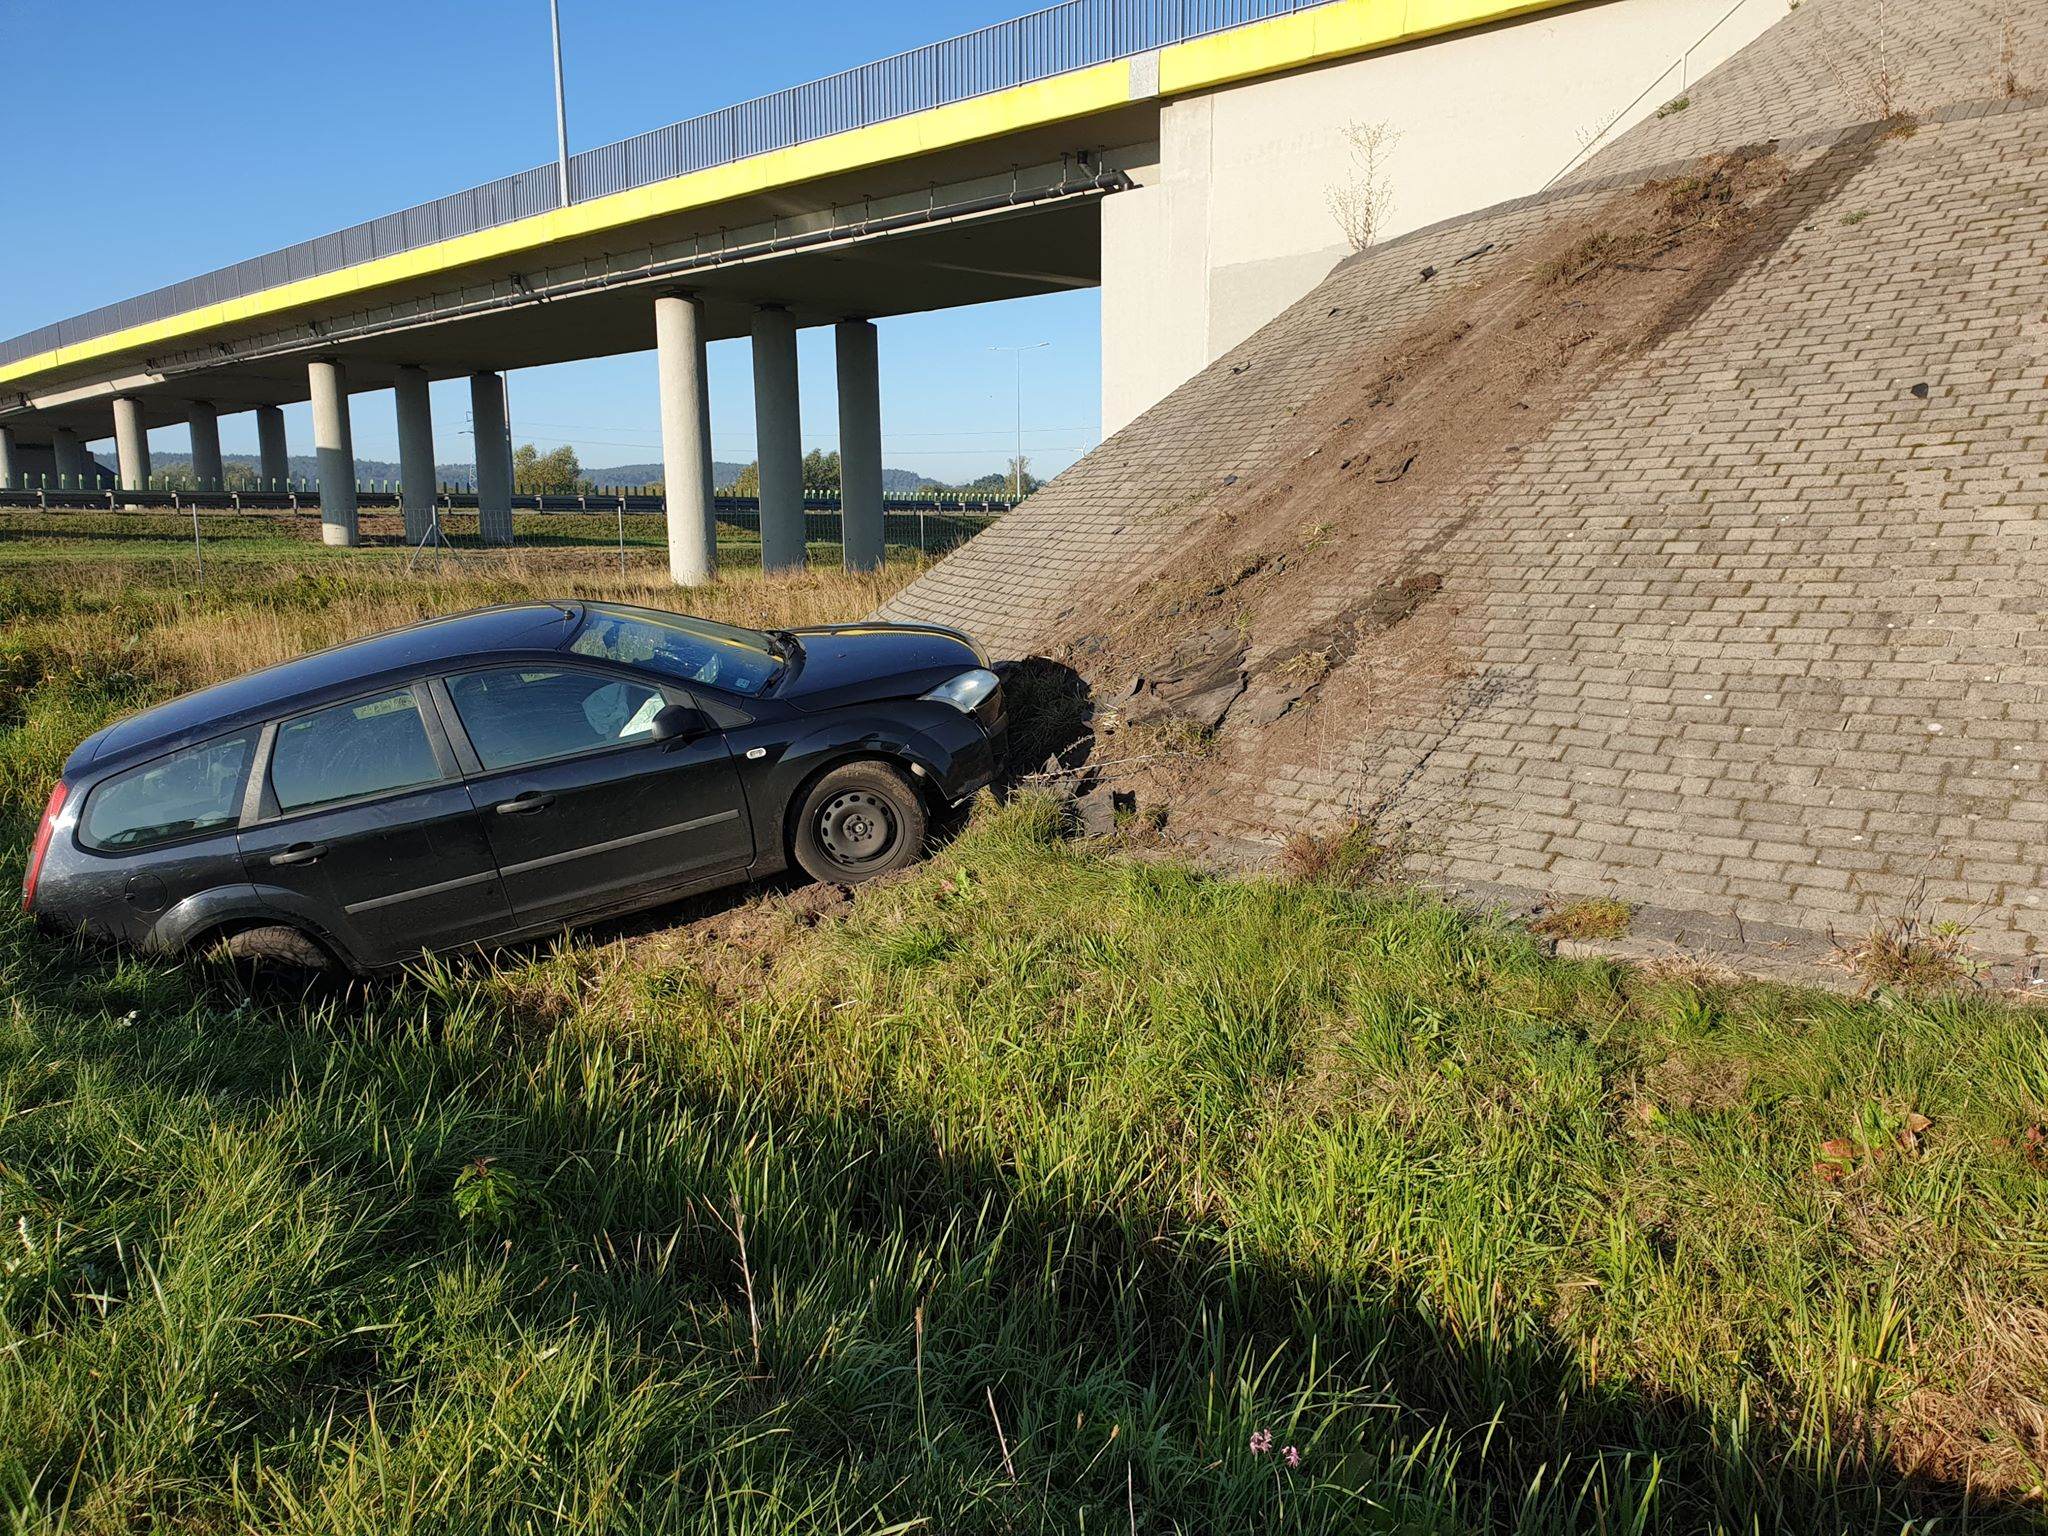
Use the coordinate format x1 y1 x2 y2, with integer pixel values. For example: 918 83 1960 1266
569 608 781 695
81 733 253 851
271 688 442 813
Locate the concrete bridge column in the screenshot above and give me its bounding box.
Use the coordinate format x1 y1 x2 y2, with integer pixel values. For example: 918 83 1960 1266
187 403 223 491
655 293 716 586
255 405 289 491
470 371 513 546
112 397 150 494
752 305 805 573
395 367 437 546
835 319 884 573
0 426 16 491
308 360 359 546
53 428 84 488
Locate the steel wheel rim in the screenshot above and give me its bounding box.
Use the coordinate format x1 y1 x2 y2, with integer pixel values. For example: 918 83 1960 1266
815 789 899 867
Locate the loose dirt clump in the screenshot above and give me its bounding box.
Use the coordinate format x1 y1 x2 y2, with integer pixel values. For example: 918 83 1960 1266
1043 147 1792 837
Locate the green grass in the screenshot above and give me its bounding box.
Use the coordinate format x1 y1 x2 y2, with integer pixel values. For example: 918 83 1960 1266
3 552 2047 1532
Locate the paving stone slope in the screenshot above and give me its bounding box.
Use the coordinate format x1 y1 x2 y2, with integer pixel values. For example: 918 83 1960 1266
1260 105 2048 953
885 0 2048 954
1561 0 2044 184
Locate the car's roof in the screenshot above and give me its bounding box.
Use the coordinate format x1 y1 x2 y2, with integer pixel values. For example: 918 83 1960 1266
81 602 583 770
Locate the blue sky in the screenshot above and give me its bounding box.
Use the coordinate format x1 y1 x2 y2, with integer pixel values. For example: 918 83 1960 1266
0 0 1100 482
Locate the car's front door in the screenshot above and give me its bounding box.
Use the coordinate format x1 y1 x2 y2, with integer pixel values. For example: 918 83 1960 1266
236 683 513 966
434 664 753 927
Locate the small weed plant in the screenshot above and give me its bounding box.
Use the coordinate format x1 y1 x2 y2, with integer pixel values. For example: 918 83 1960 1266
1279 820 1399 888
1836 912 1981 992
452 1158 539 1233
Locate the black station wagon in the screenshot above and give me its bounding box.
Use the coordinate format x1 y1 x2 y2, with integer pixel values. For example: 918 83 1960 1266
23 602 1006 973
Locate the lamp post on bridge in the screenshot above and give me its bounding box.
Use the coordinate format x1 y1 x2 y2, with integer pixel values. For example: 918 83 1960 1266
550 0 572 208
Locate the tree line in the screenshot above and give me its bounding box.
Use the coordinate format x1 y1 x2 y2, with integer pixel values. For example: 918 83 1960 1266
514 443 1040 498
133 443 1043 498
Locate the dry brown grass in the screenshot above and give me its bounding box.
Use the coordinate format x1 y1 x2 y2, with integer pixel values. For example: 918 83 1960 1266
1278 820 1399 889
150 564 910 691
1532 897 1634 942
1894 1293 2048 1491
1635 951 1743 988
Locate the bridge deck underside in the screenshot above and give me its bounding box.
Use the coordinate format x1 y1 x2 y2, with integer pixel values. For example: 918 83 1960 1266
6 117 1140 439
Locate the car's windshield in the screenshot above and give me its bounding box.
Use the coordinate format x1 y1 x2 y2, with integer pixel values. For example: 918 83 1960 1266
568 605 787 696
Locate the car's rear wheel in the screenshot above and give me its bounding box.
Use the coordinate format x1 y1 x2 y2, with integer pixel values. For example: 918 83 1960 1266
791 761 927 884
209 924 336 990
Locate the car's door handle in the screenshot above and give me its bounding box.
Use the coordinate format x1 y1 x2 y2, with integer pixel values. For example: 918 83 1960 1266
269 842 327 867
496 791 554 815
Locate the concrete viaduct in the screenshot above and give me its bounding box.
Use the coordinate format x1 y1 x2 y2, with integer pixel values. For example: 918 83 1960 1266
0 0 1781 584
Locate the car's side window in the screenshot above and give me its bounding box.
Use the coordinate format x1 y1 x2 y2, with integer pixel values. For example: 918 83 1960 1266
445 667 666 772
81 732 253 851
568 610 780 695
270 688 442 814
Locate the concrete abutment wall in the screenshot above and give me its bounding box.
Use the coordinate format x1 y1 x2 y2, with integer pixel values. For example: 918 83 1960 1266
1101 0 1786 433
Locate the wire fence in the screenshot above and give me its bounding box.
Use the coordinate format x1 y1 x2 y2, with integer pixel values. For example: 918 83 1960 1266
0 0 1341 369
0 498 1006 565
0 484 1019 515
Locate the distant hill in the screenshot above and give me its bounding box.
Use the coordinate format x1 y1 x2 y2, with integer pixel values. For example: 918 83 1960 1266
152 453 942 491
580 462 748 490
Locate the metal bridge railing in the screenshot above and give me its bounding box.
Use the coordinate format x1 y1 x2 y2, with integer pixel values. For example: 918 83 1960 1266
0 0 1339 372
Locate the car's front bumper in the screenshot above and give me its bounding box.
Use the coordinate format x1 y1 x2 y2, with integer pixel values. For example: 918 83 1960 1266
928 712 1004 804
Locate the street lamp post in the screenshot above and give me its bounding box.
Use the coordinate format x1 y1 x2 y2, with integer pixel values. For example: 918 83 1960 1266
550 0 572 208
989 341 1048 501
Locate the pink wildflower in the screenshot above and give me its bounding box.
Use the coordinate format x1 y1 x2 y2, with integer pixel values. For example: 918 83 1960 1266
1248 1429 1273 1454
1282 1445 1302 1470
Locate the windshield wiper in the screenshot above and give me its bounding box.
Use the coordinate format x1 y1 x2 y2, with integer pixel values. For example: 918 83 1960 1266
767 629 803 664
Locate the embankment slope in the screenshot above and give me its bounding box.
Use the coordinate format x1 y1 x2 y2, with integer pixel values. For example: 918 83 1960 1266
885 0 2048 956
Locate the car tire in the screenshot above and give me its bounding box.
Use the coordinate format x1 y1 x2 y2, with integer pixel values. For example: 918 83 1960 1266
791 761 927 884
214 924 335 975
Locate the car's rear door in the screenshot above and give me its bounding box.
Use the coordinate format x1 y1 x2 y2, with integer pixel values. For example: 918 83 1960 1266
236 682 513 966
432 663 753 928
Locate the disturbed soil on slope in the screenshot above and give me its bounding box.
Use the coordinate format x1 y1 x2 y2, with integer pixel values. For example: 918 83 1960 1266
1032 145 1813 843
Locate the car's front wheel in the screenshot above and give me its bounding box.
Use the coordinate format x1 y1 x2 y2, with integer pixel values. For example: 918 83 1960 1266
791 761 927 884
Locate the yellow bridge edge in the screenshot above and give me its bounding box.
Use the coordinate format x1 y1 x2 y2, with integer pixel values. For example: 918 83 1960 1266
0 0 1581 393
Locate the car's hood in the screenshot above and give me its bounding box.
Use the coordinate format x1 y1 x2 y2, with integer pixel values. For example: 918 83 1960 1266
775 624 982 711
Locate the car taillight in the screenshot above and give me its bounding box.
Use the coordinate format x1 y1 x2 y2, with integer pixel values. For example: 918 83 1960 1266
22 781 68 912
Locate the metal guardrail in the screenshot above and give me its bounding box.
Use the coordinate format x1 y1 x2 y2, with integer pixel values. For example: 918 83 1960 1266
0 0 1339 372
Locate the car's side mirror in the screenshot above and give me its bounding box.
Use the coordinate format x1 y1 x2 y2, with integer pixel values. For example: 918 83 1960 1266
649 703 710 743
